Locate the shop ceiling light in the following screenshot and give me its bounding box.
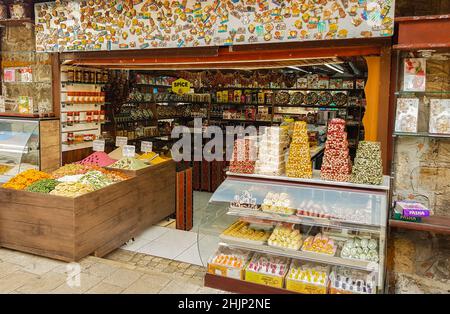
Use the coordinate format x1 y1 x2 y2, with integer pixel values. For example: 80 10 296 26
325 63 344 74
287 66 311 74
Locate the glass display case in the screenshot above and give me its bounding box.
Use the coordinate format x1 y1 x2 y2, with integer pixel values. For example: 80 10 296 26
198 172 390 294
0 117 40 182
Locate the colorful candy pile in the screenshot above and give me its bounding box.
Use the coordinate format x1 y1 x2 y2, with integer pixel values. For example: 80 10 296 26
321 119 352 182
255 127 289 176
222 221 271 243
340 237 379 262
79 171 113 190
0 164 12 175
50 182 95 198
351 141 383 185
26 179 60 194
287 261 329 286
268 225 302 250
229 138 257 174
286 121 313 178
246 253 289 277
77 152 117 167
110 157 149 170
2 169 52 190
261 192 295 215
302 234 337 256
51 164 90 178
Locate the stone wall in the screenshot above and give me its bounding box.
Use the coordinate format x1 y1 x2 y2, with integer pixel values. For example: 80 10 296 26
1 25 53 114
390 53 450 293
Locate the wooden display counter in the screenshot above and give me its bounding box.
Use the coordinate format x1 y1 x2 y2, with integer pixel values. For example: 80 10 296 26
0 161 176 262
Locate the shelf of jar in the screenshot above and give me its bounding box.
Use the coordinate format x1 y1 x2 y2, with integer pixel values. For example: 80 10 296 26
61 141 94 152
61 120 106 127
226 171 391 192
61 102 106 106
61 81 107 86
393 132 450 139
218 239 377 272
227 208 381 234
202 86 365 92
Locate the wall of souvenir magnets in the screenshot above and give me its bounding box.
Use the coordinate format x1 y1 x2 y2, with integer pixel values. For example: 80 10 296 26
35 0 395 52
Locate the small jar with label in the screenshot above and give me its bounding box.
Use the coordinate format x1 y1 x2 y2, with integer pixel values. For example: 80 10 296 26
99 110 105 122
80 111 87 122
67 112 74 124
67 132 74 144
93 110 99 122
86 111 92 122
74 112 80 123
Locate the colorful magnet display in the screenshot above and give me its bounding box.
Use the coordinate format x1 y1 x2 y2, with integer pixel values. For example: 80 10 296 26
35 0 395 52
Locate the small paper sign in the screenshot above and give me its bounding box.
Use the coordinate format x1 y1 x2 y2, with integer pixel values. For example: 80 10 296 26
122 145 136 158
115 136 128 147
93 140 105 152
141 141 153 153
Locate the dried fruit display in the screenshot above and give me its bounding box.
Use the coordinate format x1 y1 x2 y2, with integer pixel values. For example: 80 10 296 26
2 170 52 190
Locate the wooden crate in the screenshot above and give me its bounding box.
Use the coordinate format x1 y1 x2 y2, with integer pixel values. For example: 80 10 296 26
0 160 176 261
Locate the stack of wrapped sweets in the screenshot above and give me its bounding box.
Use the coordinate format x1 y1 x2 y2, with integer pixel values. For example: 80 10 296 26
351 141 383 185
254 127 289 176
246 253 289 277
261 192 295 215
341 237 379 262
221 221 271 244
286 261 329 293
302 233 337 256
321 118 352 182
286 121 313 178
329 267 376 294
208 247 252 279
268 224 302 250
297 200 334 219
230 190 259 211
229 138 257 174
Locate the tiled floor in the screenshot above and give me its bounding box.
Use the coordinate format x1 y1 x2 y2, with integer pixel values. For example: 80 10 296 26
0 247 223 294
121 191 215 266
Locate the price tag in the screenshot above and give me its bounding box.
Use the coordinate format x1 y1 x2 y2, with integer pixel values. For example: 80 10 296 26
115 136 128 147
93 140 105 152
141 141 153 153
122 145 136 158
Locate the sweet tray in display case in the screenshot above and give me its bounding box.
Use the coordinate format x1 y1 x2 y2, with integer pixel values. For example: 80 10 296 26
198 172 390 294
0 118 40 183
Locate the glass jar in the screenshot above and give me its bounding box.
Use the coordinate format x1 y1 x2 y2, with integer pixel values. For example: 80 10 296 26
67 112 74 124
74 112 80 123
86 111 92 122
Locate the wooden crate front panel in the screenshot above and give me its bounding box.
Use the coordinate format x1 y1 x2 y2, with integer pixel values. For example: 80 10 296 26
39 119 61 172
0 189 76 261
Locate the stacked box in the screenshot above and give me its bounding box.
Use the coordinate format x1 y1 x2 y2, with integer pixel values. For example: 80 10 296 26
286 121 312 178
321 119 352 182
351 141 383 185
254 127 289 176
229 138 257 174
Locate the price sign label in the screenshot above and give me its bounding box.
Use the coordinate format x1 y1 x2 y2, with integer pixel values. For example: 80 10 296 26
122 145 136 158
141 141 153 153
93 140 105 152
115 136 128 147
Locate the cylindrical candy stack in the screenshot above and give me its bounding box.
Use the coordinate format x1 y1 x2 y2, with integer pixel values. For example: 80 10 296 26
321 119 352 182
229 138 257 174
286 121 313 178
255 127 289 176
351 141 383 185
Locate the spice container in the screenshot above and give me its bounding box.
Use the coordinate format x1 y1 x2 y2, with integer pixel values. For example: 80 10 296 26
93 110 99 122
67 132 74 144
67 112 74 124
74 112 80 123
86 111 92 122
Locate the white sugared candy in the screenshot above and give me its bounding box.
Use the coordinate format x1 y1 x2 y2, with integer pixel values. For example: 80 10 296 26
341 237 379 262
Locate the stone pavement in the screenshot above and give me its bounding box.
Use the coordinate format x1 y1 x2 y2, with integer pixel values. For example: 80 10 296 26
0 248 223 294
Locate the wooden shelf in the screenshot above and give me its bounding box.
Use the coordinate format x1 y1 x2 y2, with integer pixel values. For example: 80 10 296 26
0 19 34 27
204 273 298 294
390 216 450 235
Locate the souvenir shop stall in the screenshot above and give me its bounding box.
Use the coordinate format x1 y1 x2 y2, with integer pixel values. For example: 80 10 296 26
1 0 397 291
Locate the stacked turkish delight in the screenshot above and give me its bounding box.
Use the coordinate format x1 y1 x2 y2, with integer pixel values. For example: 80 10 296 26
255 127 289 176
351 141 383 185
229 137 257 174
286 121 312 178
321 119 352 182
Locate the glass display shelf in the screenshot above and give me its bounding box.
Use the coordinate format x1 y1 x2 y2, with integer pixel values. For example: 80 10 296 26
198 175 390 294
0 118 40 183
